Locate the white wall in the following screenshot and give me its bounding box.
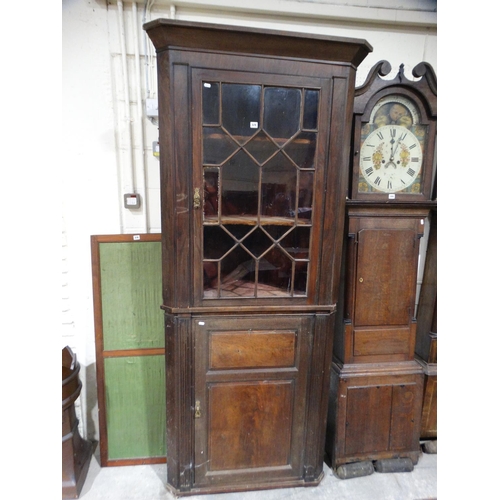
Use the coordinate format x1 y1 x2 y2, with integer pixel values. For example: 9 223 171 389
62 0 437 440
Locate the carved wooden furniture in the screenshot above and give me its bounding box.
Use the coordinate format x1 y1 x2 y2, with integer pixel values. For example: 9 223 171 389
62 346 93 499
91 234 165 466
415 209 437 440
144 19 371 495
325 61 437 470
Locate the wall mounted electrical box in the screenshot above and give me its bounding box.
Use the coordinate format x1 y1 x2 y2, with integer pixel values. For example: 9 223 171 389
146 98 158 118
152 141 160 158
123 193 141 209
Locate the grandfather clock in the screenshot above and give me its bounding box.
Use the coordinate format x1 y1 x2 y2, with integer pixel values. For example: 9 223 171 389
416 208 437 442
144 19 371 495
325 60 437 471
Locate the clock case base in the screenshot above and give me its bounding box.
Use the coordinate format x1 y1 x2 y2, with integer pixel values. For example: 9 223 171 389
326 359 424 469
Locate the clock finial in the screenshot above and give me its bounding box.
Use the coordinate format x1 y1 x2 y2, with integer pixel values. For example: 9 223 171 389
397 63 405 82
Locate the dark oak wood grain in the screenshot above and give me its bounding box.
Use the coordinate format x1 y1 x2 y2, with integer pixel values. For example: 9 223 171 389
416 209 437 439
326 60 437 470
145 19 371 495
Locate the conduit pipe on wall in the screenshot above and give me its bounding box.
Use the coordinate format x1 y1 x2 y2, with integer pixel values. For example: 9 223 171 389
132 1 148 232
117 1 135 212
143 1 154 100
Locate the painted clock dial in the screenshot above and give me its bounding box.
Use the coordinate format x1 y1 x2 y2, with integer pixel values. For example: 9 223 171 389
359 124 423 193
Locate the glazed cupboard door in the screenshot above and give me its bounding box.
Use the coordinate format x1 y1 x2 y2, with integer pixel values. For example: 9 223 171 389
192 315 311 488
192 69 333 305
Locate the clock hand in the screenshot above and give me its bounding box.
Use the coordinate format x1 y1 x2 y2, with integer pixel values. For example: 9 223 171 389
389 136 395 161
392 131 406 158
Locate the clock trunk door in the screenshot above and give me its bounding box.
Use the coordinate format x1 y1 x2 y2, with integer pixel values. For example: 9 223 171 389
354 227 416 327
349 222 421 362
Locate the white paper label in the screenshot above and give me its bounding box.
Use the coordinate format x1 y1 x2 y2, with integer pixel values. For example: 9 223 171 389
388 194 396 199
250 122 258 128
133 235 140 240
198 321 205 326
203 83 211 88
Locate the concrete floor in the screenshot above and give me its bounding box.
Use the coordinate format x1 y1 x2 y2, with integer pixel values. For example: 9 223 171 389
78 446 437 500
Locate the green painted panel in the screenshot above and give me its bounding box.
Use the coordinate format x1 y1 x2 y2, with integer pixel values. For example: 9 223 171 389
105 356 166 460
100 241 163 350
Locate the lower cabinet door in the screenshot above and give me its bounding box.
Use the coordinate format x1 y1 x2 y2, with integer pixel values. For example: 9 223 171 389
192 315 311 489
329 365 424 467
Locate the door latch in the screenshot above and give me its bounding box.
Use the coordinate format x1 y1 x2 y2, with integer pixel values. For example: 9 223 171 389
194 400 202 418
193 188 201 209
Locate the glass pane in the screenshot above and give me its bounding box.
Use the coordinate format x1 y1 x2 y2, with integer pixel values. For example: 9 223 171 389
280 226 311 260
297 171 314 221
261 153 297 218
203 127 238 165
284 131 317 169
220 249 256 298
221 150 259 217
222 84 261 144
294 262 308 295
303 90 319 130
203 226 235 259
203 261 219 297
240 227 273 259
202 82 219 125
263 87 301 145
204 167 219 218
244 130 278 165
261 224 293 243
223 223 254 242
258 247 292 296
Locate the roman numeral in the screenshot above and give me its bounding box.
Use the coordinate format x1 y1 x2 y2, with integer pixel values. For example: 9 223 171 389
411 157 419 162
390 128 396 138
408 168 416 177
400 132 407 141
377 131 384 140
365 167 374 176
363 157 371 162
374 176 381 186
409 144 417 149
387 180 392 189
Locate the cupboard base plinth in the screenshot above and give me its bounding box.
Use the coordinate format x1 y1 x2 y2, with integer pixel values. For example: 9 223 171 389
166 472 324 497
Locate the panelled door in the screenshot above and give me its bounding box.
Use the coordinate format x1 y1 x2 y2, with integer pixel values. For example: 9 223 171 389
193 315 312 488
347 215 424 362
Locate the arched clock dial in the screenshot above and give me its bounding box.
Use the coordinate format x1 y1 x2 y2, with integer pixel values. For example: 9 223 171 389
359 124 423 193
